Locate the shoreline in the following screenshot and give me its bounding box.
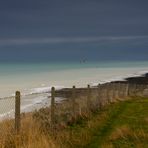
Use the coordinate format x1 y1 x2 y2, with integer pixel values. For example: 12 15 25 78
55 72 148 98
0 63 148 98
0 71 148 121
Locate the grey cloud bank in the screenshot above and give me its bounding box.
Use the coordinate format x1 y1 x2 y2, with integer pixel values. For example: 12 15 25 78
0 36 148 45
0 0 148 62
0 0 148 38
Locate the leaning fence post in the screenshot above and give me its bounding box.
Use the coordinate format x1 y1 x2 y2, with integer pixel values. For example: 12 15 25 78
51 87 55 131
15 91 21 134
72 85 76 119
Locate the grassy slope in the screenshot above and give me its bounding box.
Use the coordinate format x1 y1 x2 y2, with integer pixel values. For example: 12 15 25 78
1 97 148 148
62 97 148 148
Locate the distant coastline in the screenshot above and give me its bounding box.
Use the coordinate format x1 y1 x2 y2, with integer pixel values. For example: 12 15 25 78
55 72 148 98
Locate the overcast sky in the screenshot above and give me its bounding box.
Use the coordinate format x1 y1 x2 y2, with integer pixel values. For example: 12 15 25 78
0 0 148 62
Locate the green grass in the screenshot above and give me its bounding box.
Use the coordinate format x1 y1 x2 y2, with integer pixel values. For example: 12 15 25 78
1 97 148 148
61 97 148 148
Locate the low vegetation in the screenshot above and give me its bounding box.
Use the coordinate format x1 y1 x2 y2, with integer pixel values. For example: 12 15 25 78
0 97 148 148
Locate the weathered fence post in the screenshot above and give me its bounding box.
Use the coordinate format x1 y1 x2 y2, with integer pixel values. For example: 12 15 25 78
129 83 136 97
140 84 146 96
118 82 121 100
121 83 124 99
110 83 114 102
119 83 124 100
51 87 55 131
87 85 91 114
113 83 117 101
15 91 21 134
106 83 111 103
72 85 76 119
125 83 129 97
103 83 108 106
98 84 103 110
128 83 132 97
117 83 121 100
101 84 105 106
112 83 115 101
133 84 137 96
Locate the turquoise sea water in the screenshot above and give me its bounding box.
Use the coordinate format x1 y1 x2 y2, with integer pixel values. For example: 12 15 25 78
0 61 148 98
1 61 148 74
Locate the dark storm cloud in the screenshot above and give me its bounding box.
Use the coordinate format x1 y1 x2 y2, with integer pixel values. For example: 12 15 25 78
0 0 148 62
0 0 148 38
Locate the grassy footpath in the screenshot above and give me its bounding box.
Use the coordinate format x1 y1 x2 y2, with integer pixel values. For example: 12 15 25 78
62 97 148 148
1 97 148 148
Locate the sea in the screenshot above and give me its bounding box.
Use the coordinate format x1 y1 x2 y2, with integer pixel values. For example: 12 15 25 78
0 61 148 120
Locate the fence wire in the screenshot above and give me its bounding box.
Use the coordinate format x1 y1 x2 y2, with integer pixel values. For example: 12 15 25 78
0 96 15 147
0 82 148 147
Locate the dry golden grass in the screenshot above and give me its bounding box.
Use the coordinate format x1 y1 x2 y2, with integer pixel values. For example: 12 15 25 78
145 117 148 123
109 125 148 144
0 114 58 148
109 125 132 141
101 143 113 148
0 94 96 148
0 89 147 148
0 93 122 148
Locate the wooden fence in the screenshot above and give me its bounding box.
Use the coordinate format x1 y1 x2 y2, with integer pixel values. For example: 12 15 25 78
14 82 148 134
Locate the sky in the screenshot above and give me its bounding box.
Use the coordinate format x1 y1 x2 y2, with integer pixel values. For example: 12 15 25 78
0 0 148 62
